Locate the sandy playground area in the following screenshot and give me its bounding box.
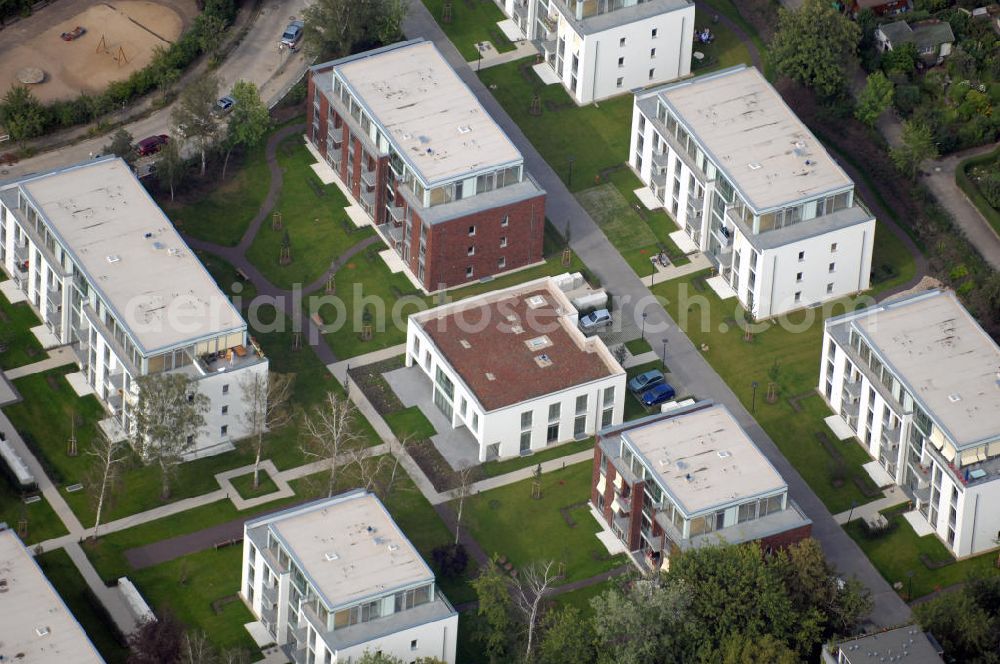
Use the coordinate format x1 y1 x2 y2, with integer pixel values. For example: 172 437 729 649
0 0 197 104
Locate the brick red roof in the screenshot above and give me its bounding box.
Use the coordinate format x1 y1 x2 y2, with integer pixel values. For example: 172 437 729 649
420 286 620 411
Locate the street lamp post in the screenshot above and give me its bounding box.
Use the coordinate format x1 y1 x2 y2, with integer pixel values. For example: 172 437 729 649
641 312 648 340
661 338 668 366
906 570 915 600
567 155 575 187
751 381 759 413
846 500 858 524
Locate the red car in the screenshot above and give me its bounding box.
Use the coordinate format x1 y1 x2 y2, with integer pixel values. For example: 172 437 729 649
136 134 169 156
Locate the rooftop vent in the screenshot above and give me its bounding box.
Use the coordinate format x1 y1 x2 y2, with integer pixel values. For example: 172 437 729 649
485 372 496 381
106 254 121 263
152 241 166 250
35 627 50 637
717 450 731 458
0 578 7 593
534 354 552 368
511 324 524 334
676 460 688 471
458 125 471 134
948 393 962 403
526 295 547 309
324 552 340 561
525 335 551 351
459 339 471 349
387 544 399 552
748 162 762 170
685 473 693 482
143 232 153 239
168 248 181 256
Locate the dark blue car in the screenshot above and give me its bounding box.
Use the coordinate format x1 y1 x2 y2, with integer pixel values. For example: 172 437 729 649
640 382 676 407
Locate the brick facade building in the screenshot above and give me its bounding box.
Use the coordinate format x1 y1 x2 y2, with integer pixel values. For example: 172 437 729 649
592 401 811 571
306 40 546 292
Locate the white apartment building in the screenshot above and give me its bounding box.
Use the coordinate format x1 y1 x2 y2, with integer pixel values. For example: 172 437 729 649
240 490 458 664
0 525 105 663
821 289 1000 559
630 65 876 319
406 274 626 462
500 0 694 104
0 158 268 458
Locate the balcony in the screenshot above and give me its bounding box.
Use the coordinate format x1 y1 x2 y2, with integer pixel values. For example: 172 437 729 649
360 188 376 209
261 581 278 605
13 243 28 270
710 224 733 248
329 130 343 148
389 203 406 224
261 602 277 626
360 166 377 189
383 223 404 246
651 150 669 170
844 379 862 399
651 170 667 188
539 12 557 35
328 147 343 167
881 424 901 447
612 492 631 514
512 0 529 19
841 398 860 419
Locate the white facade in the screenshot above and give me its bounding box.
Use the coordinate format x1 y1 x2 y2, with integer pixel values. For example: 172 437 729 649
501 0 694 104
406 275 626 462
821 290 1000 559
240 491 458 664
629 65 876 319
0 158 267 458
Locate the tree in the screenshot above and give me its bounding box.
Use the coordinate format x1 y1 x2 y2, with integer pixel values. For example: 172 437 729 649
301 0 408 60
711 632 799 664
86 432 128 539
510 560 558 660
172 74 220 176
132 374 209 499
769 0 861 98
104 128 137 168
890 120 939 179
221 80 270 180
854 71 894 128
914 575 1000 664
156 137 187 201
538 605 596 664
0 85 45 144
194 13 226 60
591 575 692 664
239 371 294 488
354 653 446 664
127 613 184 664
471 559 514 663
301 391 364 497
179 630 218 664
431 543 469 579
452 465 476 546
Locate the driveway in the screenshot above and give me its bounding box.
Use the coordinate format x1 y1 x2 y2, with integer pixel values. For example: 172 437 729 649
404 0 911 626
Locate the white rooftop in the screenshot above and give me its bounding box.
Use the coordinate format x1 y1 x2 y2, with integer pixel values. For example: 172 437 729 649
11 159 245 353
653 65 853 211
254 491 433 610
0 528 104 663
335 41 522 186
848 290 1000 449
622 403 786 515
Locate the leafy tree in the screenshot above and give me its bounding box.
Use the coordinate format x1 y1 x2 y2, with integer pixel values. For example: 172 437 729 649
355 652 445 664
890 120 939 179
431 543 469 579
127 613 184 664
221 80 271 180
538 605 596 664
171 74 220 176
471 559 514 663
591 576 692 664
132 373 209 499
193 13 226 60
301 391 364 497
855 71 894 127
156 137 187 201
0 85 45 144
709 632 799 664
881 42 919 76
914 575 1000 664
769 0 861 98
104 128 137 167
301 0 408 60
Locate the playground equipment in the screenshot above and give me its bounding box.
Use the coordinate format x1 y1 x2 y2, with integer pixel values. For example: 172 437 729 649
96 34 129 67
60 26 86 41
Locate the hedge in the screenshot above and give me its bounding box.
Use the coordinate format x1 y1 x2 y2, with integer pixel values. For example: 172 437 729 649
955 147 1000 237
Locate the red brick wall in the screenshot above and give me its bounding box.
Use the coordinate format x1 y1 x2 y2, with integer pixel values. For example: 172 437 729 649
627 480 645 551
760 523 812 552
418 193 545 291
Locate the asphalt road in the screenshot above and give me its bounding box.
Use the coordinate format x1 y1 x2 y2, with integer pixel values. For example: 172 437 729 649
402 0 911 627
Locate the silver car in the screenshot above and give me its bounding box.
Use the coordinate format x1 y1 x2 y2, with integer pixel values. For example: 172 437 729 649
579 308 612 334
281 20 304 50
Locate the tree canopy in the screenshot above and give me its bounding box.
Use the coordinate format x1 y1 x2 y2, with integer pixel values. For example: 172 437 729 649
769 0 861 98
301 0 407 60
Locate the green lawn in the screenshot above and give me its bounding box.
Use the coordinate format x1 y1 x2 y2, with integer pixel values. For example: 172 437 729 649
846 505 1000 600
479 437 594 480
36 549 129 663
651 272 876 513
624 337 652 356
247 137 375 291
0 290 45 370
422 0 515 61
869 223 917 297
0 478 67 545
690 7 754 74
385 406 436 441
463 463 623 585
551 578 615 617
230 470 280 500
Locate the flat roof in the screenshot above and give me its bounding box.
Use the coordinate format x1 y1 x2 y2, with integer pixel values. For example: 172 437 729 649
333 41 522 186
620 403 786 515
249 491 433 610
840 290 1000 449
832 625 944 664
552 0 692 35
413 277 624 411
647 65 853 211
0 528 104 663
7 159 245 354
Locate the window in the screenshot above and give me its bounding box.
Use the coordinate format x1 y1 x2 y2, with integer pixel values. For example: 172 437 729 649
616 77 624 88
617 56 624 68
575 394 587 414
187 434 194 444
221 405 228 415
411 640 418 651
221 425 228 436
501 215 509 227
829 262 836 273
827 282 834 294
498 257 506 269
648 68 655 80
548 403 561 422
468 225 476 236
467 246 475 256
619 37 626 47
222 384 229 395
651 28 658 38
471 412 479 432
500 236 508 248
466 266 474 279
650 48 656 58
547 422 559 443
830 242 838 253
796 272 803 283
794 291 801 303
521 411 533 429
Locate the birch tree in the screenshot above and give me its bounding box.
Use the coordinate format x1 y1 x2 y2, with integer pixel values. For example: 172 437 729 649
301 391 364 497
171 74 220 176
511 560 558 661
85 432 128 539
452 465 476 546
239 371 295 488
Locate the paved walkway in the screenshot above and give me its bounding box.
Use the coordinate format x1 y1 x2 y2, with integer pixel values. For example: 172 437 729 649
641 253 713 287
2 346 77 380
467 39 538 70
403 0 911 626
833 485 909 526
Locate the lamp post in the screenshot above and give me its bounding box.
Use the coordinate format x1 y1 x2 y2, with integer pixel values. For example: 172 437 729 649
641 312 648 339
661 338 668 366
567 155 575 187
906 570 915 601
846 500 858 524
751 381 759 413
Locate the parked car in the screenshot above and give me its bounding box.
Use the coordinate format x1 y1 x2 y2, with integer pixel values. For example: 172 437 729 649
628 369 665 395
640 382 676 407
136 134 169 156
280 20 304 50
215 96 235 114
579 308 612 333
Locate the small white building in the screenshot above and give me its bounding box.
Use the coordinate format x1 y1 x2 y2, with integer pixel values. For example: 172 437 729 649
0 525 105 663
0 158 268 458
500 0 695 105
629 65 876 319
406 274 626 462
821 290 1000 559
240 490 458 664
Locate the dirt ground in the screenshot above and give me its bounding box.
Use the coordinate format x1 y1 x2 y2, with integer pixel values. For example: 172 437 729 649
0 0 198 103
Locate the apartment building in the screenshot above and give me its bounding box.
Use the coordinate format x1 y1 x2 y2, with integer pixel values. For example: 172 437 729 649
406 275 626 462
500 0 694 104
822 625 945 664
593 401 811 570
821 289 1000 558
0 158 268 458
629 65 876 319
240 490 458 664
0 525 105 663
307 40 546 292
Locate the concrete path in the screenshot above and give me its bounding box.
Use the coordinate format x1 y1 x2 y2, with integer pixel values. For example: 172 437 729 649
2 346 77 380
328 344 408 383
641 253 713 287
65 541 139 634
922 144 1000 272
403 0 911 626
468 450 593 496
833 486 909 526
467 40 538 70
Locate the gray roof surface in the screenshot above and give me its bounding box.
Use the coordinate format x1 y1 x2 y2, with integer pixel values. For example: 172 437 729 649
397 176 544 225
831 625 944 664
730 203 873 251
550 0 692 35
880 20 955 51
